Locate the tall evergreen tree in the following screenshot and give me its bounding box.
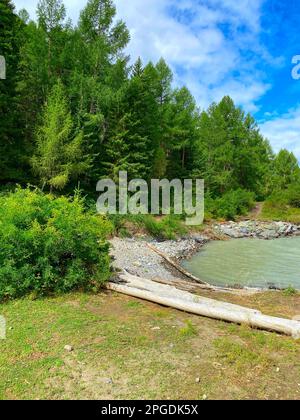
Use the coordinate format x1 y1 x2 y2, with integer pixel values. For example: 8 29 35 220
167 87 199 178
193 96 272 197
32 80 90 191
0 0 24 182
272 149 300 190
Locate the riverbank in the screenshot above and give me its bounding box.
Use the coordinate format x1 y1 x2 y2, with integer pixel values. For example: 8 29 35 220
110 220 300 288
214 220 300 239
110 236 208 282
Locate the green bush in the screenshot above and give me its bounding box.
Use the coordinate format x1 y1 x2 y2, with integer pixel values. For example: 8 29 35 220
0 188 112 301
207 189 255 220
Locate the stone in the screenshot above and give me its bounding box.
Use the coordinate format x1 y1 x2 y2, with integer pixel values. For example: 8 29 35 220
64 345 73 352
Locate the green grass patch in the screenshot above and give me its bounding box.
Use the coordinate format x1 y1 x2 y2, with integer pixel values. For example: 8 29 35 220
178 320 198 338
109 214 188 240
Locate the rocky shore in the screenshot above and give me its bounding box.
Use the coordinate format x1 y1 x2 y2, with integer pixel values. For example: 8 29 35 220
110 236 208 281
214 220 300 240
110 220 300 285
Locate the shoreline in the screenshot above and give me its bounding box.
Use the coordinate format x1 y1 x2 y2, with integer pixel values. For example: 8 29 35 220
110 220 300 293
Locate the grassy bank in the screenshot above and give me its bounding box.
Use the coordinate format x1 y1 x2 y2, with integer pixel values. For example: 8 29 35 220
259 186 300 224
260 202 300 224
1 290 300 400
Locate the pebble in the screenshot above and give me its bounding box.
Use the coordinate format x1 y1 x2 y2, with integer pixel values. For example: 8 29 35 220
110 236 207 282
64 345 73 352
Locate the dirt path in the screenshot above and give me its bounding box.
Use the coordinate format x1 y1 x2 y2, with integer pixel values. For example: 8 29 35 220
248 202 264 219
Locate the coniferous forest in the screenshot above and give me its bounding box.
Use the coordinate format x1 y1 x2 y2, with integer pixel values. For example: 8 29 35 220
1 0 299 212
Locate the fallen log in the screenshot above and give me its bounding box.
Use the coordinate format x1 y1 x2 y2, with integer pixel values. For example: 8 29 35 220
146 243 210 286
107 274 300 339
147 243 259 294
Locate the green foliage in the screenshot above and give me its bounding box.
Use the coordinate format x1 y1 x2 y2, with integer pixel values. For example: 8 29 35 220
283 286 297 297
271 150 300 192
207 189 255 220
32 80 90 191
0 0 25 182
141 215 187 240
1 0 298 224
261 184 300 223
179 320 197 338
109 214 187 240
0 188 112 301
193 96 272 198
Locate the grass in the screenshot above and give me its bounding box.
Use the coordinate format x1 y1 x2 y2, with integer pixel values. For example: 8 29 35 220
283 286 298 297
1 290 300 400
109 214 189 240
260 201 300 224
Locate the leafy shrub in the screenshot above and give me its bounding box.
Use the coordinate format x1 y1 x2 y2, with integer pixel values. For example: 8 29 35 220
0 188 112 301
207 189 255 220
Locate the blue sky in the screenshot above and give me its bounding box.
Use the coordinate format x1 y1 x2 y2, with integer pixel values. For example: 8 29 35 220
13 0 300 158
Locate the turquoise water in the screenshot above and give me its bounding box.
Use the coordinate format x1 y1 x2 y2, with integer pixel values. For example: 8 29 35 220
182 237 300 289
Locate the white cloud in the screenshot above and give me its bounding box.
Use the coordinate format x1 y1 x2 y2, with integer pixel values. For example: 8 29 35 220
118 0 276 112
13 0 276 113
259 106 300 159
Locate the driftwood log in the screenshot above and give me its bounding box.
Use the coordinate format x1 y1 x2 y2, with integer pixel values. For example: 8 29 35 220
146 243 259 294
146 243 210 285
107 274 300 339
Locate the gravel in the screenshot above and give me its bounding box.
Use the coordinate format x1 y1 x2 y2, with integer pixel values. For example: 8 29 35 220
109 236 208 281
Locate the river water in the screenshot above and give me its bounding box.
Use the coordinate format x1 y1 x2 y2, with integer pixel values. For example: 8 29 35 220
182 237 300 289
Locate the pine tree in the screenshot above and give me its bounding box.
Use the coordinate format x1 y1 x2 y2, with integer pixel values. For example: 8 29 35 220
193 96 273 197
32 80 90 191
0 0 24 182
272 149 300 190
167 87 198 178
